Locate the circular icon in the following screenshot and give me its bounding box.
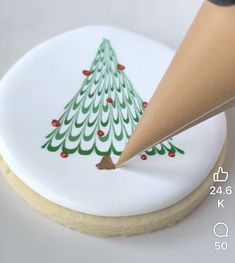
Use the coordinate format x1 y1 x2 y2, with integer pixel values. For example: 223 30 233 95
213 222 229 238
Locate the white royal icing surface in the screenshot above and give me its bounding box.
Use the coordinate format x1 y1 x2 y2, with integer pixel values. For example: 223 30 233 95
0 26 226 216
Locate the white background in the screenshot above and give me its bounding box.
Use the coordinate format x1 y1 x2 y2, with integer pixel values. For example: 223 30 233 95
0 0 234 262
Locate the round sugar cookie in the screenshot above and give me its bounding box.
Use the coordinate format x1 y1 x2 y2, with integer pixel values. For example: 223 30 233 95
0 26 227 237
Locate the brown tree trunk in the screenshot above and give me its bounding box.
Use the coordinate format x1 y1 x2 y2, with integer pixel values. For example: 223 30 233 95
96 156 116 170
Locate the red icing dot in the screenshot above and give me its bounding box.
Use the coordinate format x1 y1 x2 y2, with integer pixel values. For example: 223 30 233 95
106 97 113 103
51 119 61 127
142 101 148 108
140 154 147 160
82 70 91 76
97 130 104 137
168 151 175 158
117 64 125 70
60 151 68 158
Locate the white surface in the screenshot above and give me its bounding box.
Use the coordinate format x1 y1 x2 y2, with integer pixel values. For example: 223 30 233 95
0 25 226 216
0 1 234 263
0 0 204 79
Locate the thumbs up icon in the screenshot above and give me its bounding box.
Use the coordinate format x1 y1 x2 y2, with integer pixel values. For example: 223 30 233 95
213 167 228 182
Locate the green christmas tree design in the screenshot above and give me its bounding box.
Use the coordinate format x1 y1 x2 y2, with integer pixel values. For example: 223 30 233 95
42 39 184 169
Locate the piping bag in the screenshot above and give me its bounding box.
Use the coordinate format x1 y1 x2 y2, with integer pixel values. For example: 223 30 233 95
116 0 235 167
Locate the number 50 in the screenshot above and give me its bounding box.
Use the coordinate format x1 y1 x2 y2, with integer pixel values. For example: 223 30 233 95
214 241 228 250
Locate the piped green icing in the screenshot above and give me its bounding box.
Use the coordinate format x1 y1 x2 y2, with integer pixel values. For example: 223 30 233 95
42 39 184 157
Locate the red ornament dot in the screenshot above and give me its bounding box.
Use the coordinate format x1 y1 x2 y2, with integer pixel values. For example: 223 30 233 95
82 70 91 76
142 101 148 108
106 97 113 103
117 64 125 70
97 130 104 137
140 154 147 160
52 119 61 127
168 151 175 158
60 151 68 158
